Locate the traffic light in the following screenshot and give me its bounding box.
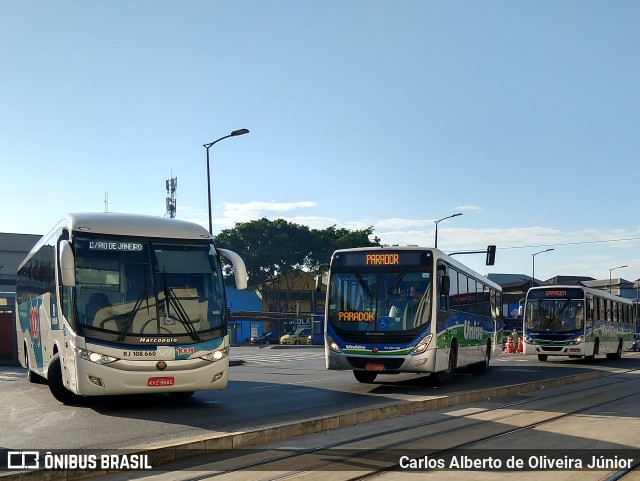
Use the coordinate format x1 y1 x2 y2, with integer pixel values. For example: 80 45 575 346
486 245 496 266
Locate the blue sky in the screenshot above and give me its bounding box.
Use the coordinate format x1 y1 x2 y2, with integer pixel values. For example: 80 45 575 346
2 1 639 283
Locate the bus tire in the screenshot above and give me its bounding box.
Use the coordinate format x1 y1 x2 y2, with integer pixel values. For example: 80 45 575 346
537 354 548 362
47 353 77 404
353 370 377 383
25 344 43 384
436 343 457 384
606 341 623 360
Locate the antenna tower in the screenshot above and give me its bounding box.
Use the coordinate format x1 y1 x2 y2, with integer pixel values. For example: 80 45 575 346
165 175 177 218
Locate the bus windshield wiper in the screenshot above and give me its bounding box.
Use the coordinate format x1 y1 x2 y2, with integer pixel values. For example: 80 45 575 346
352 268 373 299
387 269 407 294
163 273 201 342
165 288 201 341
116 289 149 342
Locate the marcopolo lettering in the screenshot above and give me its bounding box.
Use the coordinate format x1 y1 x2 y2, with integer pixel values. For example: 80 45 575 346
139 337 178 344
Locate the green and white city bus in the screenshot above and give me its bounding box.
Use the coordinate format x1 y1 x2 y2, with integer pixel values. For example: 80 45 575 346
324 247 502 384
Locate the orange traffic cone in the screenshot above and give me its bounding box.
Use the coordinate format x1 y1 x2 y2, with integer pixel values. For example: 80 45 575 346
516 337 523 353
504 335 514 353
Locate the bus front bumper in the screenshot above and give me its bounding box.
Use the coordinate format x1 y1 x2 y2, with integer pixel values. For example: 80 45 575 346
72 357 229 396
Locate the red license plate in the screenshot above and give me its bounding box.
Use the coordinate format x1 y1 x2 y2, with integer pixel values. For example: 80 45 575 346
148 377 174 387
365 363 385 371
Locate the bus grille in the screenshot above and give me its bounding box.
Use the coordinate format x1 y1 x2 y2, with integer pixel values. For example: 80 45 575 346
346 357 405 370
540 346 564 352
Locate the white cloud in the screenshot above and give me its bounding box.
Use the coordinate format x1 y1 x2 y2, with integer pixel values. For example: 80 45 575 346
455 205 482 212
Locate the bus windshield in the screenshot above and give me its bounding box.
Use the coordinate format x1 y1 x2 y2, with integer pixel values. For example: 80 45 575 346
525 298 584 333
327 269 433 335
73 237 226 341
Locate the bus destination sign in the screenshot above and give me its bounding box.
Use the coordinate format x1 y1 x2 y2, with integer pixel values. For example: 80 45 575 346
528 288 584 299
89 241 143 252
335 251 429 268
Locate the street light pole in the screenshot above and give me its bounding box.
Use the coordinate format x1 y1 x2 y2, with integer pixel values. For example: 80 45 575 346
531 248 554 286
203 128 249 234
434 213 462 249
608 265 627 294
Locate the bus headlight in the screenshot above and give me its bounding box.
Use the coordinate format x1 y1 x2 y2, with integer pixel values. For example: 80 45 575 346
326 335 341 353
570 336 584 345
77 348 118 365
523 334 533 344
412 334 433 354
201 347 229 362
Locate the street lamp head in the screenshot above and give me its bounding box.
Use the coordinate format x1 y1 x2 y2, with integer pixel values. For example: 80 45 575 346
434 212 462 248
204 128 250 234
610 265 628 272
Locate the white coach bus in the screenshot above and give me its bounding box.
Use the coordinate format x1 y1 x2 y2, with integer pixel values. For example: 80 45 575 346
16 212 247 403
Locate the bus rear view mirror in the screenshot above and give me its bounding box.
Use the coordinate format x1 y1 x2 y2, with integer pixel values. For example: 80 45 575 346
218 248 248 290
59 240 76 287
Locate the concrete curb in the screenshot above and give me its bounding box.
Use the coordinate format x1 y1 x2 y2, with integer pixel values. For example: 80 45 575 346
0 371 599 481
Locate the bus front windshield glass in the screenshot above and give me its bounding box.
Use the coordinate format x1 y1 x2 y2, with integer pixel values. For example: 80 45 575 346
328 269 433 335
525 298 584 333
73 238 226 341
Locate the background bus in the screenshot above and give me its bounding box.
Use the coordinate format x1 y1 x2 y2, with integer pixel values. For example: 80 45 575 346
15 212 247 403
324 247 502 384
522 285 635 361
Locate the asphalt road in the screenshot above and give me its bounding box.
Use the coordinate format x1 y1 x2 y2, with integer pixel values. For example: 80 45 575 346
1 347 638 454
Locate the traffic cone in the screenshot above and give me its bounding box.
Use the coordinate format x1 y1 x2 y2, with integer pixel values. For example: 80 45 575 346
516 337 523 353
504 335 514 353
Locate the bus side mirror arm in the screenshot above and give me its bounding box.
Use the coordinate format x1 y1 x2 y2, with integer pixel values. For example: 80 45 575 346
218 248 248 290
442 275 450 296
59 240 76 287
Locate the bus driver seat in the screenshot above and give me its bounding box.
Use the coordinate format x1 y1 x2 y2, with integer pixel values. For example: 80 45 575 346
86 293 111 324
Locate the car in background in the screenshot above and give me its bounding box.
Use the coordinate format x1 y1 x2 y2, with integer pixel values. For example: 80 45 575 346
250 331 280 345
280 328 311 345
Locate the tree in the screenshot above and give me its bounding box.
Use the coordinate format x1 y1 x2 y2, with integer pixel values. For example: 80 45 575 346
214 218 378 287
309 225 379 272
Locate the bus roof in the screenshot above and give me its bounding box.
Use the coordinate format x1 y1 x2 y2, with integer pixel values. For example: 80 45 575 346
66 212 212 240
18 213 213 272
330 246 501 291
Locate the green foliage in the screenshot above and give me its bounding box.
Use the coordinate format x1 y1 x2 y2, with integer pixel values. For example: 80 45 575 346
214 218 379 286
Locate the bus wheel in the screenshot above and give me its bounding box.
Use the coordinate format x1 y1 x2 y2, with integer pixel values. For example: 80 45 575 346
353 370 377 383
436 344 457 384
606 341 623 360
47 353 77 404
24 344 42 384
537 354 548 362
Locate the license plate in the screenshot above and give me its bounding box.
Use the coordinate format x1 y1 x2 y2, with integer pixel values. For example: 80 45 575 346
365 363 385 371
148 377 174 387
